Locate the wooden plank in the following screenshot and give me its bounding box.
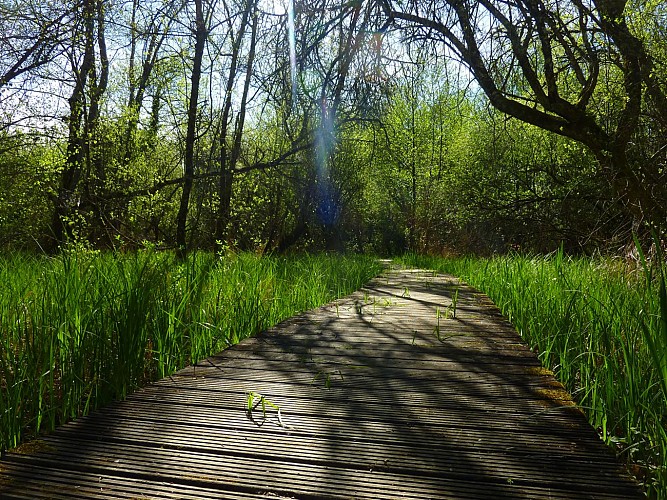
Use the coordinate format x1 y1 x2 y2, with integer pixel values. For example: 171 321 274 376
33 419 625 478
3 449 639 500
0 267 643 499
0 462 288 499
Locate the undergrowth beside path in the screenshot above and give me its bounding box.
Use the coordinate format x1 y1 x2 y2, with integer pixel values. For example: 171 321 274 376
0 251 382 453
400 251 667 498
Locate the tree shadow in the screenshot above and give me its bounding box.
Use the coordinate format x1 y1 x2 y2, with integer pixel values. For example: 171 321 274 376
0 268 643 499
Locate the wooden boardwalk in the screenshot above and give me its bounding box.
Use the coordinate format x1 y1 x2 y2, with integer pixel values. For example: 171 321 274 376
0 268 643 499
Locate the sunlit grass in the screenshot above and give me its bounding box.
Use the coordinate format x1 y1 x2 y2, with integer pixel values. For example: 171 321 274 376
0 250 382 452
399 250 667 498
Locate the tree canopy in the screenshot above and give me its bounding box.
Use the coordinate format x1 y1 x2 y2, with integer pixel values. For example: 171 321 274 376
0 0 664 254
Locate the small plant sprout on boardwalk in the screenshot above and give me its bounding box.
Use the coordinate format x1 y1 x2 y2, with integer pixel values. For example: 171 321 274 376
451 286 459 317
434 307 443 341
245 391 290 429
311 369 344 389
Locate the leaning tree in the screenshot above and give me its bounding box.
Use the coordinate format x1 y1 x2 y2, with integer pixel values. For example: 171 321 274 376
379 0 667 235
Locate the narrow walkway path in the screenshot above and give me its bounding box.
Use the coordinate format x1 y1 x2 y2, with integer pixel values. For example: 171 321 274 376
1 268 642 499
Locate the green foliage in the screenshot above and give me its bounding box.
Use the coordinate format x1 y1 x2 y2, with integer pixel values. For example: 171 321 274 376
0 250 382 452
400 252 667 496
0 53 653 255
345 78 620 255
0 133 62 250
0 0 665 254
452 113 620 253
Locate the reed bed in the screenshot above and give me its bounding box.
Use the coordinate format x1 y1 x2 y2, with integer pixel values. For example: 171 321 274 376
400 251 667 497
0 250 382 453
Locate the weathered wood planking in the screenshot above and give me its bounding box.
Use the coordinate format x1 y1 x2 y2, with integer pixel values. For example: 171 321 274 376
0 268 643 499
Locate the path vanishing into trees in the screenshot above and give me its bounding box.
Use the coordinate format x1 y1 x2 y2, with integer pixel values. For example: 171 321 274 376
0 266 643 499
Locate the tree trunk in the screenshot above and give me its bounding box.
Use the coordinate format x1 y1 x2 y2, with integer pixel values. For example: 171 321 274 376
48 0 97 251
215 0 255 251
85 0 110 245
175 0 207 258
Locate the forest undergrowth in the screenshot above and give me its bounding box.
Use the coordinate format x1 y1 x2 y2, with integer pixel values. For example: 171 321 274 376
0 250 382 453
400 250 667 498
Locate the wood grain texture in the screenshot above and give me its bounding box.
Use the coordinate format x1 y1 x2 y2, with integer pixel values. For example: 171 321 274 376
0 267 643 499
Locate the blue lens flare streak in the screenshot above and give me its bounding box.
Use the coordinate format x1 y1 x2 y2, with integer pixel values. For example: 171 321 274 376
314 97 341 227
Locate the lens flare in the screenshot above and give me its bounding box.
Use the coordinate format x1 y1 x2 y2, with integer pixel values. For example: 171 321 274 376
286 1 339 227
315 97 340 226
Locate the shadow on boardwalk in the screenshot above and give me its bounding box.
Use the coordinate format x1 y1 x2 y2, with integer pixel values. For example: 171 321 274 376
0 267 643 499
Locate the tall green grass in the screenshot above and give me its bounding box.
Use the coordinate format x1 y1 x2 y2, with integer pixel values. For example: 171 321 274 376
0 250 382 452
400 251 667 497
